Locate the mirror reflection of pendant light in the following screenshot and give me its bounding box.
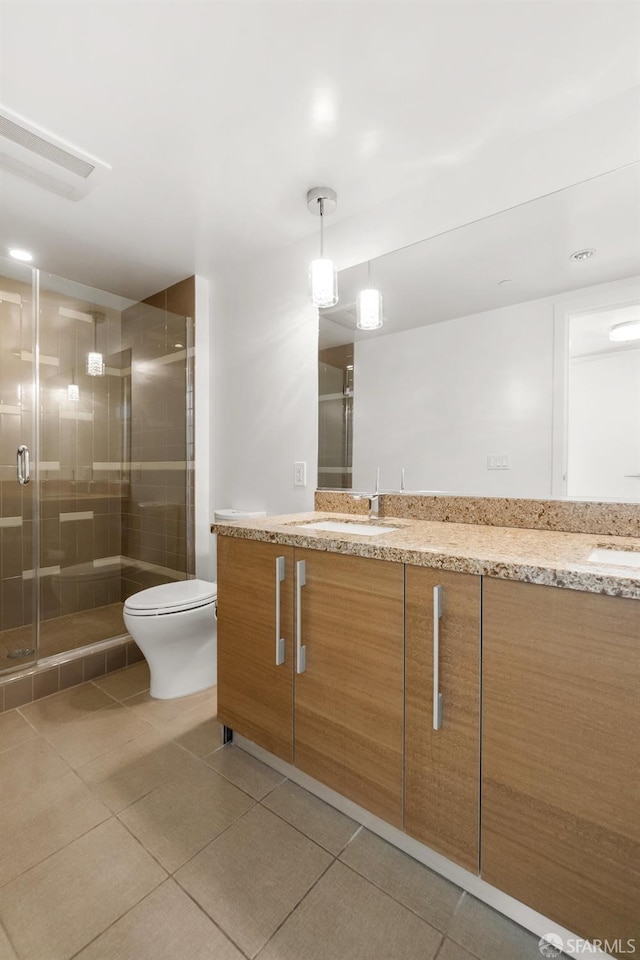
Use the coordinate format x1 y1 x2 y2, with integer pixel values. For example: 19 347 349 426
356 261 383 330
87 312 105 376
609 319 640 342
67 366 79 401
307 186 338 308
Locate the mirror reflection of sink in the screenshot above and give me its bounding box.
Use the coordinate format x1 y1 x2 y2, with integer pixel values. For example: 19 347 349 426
299 520 398 536
587 547 640 569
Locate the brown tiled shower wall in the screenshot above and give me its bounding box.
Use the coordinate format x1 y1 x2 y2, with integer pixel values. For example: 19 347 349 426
0 271 194 649
120 277 195 600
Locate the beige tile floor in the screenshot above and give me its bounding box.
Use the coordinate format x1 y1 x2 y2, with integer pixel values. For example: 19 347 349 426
0 663 547 960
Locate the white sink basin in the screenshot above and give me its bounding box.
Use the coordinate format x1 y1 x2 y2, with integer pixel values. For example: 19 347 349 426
587 547 640 569
299 520 398 536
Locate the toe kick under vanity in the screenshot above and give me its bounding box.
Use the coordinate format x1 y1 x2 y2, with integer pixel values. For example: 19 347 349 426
211 505 640 958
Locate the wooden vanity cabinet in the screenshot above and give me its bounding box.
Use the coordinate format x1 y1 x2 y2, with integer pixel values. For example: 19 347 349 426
482 578 640 952
405 567 481 872
293 549 405 827
217 536 295 762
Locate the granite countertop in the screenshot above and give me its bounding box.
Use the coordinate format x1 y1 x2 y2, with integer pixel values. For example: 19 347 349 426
211 511 640 600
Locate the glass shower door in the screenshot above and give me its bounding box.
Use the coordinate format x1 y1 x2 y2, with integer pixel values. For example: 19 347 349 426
36 272 127 659
0 258 37 672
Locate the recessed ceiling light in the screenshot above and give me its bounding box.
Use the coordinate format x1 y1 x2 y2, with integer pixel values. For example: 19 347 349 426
8 247 33 262
570 249 595 261
609 319 640 343
174 342 184 348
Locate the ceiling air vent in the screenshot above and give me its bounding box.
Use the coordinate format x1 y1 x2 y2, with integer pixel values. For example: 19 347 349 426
0 105 111 201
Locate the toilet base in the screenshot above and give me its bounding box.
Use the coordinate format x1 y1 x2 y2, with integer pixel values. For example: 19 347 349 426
149 669 216 700
123 600 217 700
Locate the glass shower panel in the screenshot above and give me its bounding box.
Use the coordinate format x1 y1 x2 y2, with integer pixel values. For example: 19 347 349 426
37 272 127 658
0 264 193 671
34 271 193 661
0 258 37 673
120 297 193 602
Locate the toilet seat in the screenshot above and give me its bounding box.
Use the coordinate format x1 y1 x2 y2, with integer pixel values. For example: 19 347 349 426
124 579 217 617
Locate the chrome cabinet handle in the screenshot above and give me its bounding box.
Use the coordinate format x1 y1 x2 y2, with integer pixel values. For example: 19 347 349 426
275 556 286 666
17 444 30 485
433 584 444 730
296 559 306 674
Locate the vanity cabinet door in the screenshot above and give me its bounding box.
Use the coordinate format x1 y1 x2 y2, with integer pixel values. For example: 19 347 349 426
293 549 405 827
405 567 481 872
217 536 295 762
482 578 640 952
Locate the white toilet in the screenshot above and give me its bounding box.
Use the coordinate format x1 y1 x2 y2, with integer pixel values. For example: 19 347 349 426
123 579 217 699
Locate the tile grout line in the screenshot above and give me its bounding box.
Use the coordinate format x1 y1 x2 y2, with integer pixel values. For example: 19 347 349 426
66 868 168 960
336 857 452 941
0 812 114 894
116 781 259 875
251 854 338 959
431 932 449 960
0 910 19 958
256 793 360 859
336 854 464 937
201 751 287 803
335 822 363 858
171 877 254 960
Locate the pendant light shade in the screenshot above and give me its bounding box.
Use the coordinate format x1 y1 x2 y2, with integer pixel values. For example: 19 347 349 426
86 352 105 376
309 258 338 309
307 187 338 308
356 262 383 330
87 313 105 377
356 288 383 330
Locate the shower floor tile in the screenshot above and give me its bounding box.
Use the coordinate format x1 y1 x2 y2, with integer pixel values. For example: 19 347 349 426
0 603 125 671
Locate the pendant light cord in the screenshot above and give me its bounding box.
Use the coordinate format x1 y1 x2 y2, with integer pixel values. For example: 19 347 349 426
319 198 325 257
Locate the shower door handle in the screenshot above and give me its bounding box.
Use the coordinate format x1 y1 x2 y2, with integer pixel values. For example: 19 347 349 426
17 445 30 485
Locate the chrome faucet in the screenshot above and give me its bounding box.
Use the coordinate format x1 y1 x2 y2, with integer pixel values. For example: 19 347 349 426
352 492 380 520
353 467 380 520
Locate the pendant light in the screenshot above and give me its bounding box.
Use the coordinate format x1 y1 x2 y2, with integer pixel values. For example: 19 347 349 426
356 261 383 330
87 312 105 377
307 186 338 308
67 366 79 400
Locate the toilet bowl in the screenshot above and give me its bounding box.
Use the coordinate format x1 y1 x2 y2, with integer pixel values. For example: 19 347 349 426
123 579 217 699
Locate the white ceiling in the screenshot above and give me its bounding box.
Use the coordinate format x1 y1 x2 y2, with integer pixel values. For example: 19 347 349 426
0 1 639 299
319 164 640 347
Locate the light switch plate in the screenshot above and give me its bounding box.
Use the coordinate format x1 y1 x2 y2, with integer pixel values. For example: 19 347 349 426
294 461 307 486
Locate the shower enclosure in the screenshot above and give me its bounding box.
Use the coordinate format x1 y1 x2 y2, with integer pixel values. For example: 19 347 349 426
0 256 194 684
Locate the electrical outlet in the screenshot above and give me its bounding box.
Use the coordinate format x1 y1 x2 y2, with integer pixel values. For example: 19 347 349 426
294 461 307 486
487 455 510 470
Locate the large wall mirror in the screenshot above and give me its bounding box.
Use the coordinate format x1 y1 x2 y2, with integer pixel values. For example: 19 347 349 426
318 164 640 502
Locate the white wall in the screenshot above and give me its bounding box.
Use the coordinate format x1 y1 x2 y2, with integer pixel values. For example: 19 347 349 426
210 88 639 519
212 249 319 517
194 274 215 580
568 349 640 501
353 299 555 496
